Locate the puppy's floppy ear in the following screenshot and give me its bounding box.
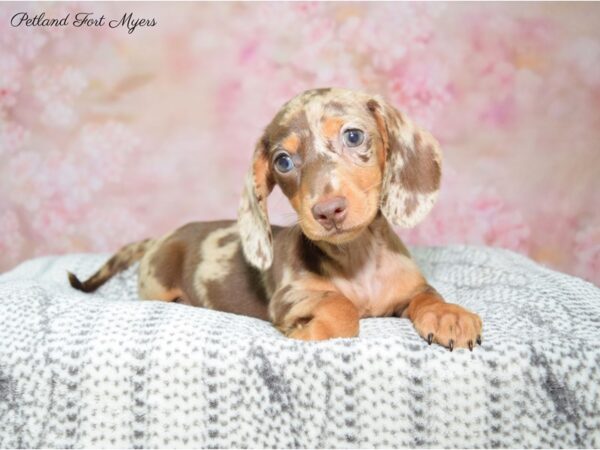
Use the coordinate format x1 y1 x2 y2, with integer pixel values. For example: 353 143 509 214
238 136 275 270
367 96 442 228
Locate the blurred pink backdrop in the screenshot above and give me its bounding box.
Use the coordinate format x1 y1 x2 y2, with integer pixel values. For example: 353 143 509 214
1 2 599 285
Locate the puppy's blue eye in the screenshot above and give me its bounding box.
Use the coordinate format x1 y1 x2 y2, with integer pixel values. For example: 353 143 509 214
274 153 294 173
343 129 365 147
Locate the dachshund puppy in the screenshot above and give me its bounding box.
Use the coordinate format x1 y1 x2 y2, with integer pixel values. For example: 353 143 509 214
69 88 482 350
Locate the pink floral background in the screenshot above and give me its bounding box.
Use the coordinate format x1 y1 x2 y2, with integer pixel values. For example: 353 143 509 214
1 2 599 285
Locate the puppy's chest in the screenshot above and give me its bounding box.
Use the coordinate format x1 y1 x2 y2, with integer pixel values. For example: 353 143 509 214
329 247 424 317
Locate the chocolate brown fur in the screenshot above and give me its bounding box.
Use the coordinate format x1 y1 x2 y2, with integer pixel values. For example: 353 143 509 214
69 88 482 349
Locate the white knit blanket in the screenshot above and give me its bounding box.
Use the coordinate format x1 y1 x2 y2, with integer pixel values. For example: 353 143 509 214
0 245 599 448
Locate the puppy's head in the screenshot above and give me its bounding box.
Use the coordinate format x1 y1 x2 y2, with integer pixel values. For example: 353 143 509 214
239 88 442 270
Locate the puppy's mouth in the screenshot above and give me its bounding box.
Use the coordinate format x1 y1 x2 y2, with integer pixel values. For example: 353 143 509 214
310 223 368 243
328 223 361 236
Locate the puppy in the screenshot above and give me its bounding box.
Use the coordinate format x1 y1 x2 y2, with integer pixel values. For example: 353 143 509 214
69 88 482 350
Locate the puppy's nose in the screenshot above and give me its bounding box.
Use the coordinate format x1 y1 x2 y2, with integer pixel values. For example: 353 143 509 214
312 197 348 230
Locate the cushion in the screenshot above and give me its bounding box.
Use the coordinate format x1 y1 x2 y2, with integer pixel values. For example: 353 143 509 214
0 245 599 448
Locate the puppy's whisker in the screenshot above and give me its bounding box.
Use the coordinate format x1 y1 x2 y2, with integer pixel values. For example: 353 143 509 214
280 213 301 225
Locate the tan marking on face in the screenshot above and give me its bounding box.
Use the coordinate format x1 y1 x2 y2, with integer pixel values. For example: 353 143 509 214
297 158 382 243
341 158 382 193
321 117 344 141
281 133 301 154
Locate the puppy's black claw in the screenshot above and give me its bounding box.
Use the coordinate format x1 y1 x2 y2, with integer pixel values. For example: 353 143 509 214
476 335 482 345
427 333 433 345
468 340 474 351
448 340 454 352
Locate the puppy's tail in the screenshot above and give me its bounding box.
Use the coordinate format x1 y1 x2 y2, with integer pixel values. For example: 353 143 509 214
68 238 154 293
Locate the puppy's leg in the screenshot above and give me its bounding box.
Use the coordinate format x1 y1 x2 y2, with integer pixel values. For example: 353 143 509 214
138 271 184 302
275 290 360 341
400 285 482 351
138 239 185 303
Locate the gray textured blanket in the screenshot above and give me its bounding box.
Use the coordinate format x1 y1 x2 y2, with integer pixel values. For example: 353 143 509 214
0 245 599 448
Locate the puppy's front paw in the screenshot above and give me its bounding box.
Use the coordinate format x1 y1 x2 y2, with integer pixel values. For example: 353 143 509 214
412 303 482 351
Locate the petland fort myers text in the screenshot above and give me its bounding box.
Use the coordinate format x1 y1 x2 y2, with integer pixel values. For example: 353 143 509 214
10 12 156 34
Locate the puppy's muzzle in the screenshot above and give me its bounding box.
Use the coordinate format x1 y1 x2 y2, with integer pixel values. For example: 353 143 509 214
311 196 348 230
